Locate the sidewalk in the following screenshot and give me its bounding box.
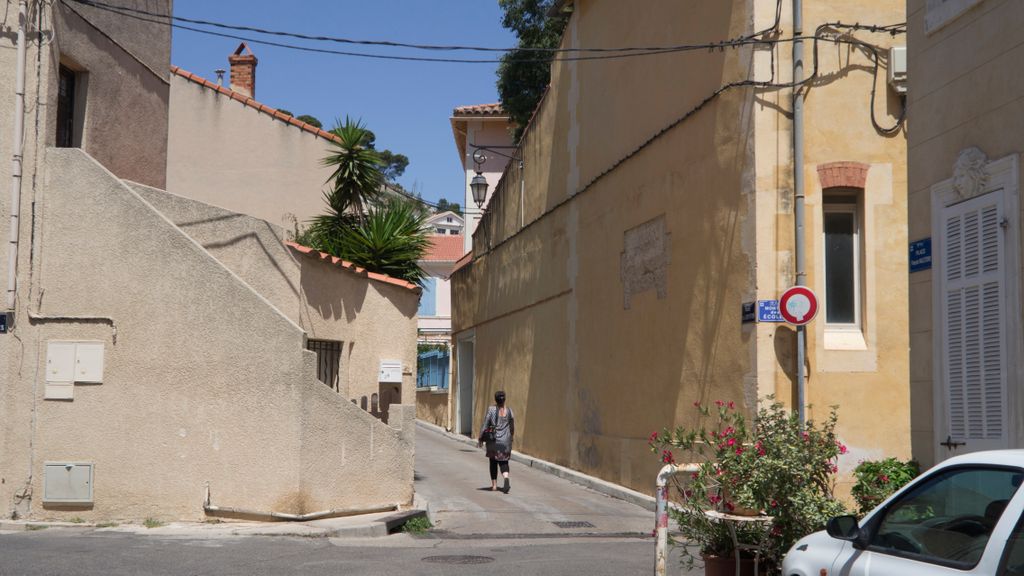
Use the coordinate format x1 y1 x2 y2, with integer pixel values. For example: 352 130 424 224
416 420 656 512
0 508 427 539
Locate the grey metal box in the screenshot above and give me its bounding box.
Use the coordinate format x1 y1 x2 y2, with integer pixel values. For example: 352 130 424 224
43 462 93 503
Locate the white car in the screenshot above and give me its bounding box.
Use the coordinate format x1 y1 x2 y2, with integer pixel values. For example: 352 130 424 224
782 450 1024 576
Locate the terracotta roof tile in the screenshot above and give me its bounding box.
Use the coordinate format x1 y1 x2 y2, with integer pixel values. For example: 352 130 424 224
451 251 473 274
422 235 466 262
452 103 506 117
286 242 420 292
171 65 342 144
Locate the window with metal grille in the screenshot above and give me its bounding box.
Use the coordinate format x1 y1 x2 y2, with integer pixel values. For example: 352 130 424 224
307 340 342 391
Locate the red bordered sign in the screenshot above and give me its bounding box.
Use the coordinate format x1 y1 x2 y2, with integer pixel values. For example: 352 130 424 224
779 286 818 326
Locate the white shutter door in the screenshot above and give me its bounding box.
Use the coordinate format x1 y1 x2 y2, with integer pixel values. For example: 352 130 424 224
941 192 1008 450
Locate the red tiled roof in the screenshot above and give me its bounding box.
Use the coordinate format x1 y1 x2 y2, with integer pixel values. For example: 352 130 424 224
422 235 466 263
286 242 420 292
452 103 506 117
451 251 473 274
171 66 342 144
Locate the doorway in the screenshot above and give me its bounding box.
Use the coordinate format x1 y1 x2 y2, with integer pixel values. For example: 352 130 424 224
457 336 475 437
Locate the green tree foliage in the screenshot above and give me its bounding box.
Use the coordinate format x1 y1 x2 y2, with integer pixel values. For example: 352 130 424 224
300 117 429 285
320 117 384 221
436 198 463 216
277 109 293 116
497 0 569 142
318 198 430 286
296 114 323 129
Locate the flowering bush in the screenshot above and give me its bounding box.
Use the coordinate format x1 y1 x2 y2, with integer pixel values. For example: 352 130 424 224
850 457 919 515
650 397 847 573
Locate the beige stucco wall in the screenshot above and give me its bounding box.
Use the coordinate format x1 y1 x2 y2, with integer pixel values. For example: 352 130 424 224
54 1 170 188
907 0 1024 468
416 389 450 429
453 0 909 497
131 185 420 407
166 75 337 229
0 149 414 520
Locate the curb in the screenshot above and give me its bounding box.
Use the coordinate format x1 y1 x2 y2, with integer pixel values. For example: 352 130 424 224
416 420 656 512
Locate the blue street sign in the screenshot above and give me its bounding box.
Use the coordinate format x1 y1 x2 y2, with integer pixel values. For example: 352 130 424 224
757 300 784 323
910 238 932 273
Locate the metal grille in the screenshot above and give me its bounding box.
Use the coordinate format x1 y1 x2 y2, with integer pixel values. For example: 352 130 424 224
421 556 494 565
552 521 595 529
307 340 342 391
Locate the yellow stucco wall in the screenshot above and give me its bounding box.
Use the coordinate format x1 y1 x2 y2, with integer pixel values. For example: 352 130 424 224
453 0 909 497
907 0 1024 468
416 390 450 429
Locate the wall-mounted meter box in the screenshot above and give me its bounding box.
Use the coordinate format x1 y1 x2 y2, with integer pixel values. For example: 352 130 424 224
379 360 403 383
43 462 94 504
888 46 907 94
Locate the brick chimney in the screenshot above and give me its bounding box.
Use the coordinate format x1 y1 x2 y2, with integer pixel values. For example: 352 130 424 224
228 42 257 98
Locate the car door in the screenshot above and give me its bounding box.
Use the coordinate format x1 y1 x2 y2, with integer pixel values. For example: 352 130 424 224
835 465 1023 576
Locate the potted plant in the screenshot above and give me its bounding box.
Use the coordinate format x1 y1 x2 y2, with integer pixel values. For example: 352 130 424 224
850 457 919 515
650 397 847 575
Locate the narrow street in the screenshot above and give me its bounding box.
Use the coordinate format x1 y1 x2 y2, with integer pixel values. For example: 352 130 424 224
0 425 689 575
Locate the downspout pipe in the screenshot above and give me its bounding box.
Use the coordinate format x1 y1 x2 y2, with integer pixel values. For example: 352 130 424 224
203 484 398 522
6 0 28 315
654 462 699 576
792 0 807 425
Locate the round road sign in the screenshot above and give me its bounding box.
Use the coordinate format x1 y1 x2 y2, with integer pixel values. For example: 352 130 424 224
779 286 818 325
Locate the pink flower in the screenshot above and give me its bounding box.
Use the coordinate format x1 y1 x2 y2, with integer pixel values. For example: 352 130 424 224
649 431 659 443
879 474 890 483
770 499 779 508
693 400 702 407
684 489 693 499
735 447 744 455
661 450 674 464
709 495 722 505
715 400 725 407
725 501 735 512
839 443 848 455
728 401 735 410
726 438 736 447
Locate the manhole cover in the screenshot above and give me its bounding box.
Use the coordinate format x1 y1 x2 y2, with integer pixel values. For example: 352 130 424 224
422 555 495 565
552 521 595 529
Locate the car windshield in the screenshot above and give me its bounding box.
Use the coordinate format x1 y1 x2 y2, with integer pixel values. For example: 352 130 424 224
871 466 1023 569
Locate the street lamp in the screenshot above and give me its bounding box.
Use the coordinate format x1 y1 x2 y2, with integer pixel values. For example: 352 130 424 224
470 149 489 209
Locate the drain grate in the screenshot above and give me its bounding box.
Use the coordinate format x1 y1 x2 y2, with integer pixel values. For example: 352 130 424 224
552 521 595 529
422 555 495 565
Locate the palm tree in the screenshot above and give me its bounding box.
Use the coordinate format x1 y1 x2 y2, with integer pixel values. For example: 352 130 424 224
320 117 383 220
325 198 430 286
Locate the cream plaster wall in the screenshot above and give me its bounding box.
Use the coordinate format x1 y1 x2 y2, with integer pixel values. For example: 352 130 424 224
131 185 419 407
416 389 450 429
453 0 909 497
0 150 413 520
907 0 1024 467
166 75 335 229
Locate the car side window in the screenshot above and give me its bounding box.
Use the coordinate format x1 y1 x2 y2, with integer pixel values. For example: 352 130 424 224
869 466 1022 570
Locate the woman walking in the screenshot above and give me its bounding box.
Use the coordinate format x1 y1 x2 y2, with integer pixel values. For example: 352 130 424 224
478 390 514 493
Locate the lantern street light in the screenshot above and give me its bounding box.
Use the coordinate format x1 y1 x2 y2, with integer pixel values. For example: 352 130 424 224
470 149 490 209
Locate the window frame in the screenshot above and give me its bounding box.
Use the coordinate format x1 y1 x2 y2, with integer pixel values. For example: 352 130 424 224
822 196 863 331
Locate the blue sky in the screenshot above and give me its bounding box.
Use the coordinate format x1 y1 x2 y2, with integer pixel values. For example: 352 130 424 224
170 1 517 206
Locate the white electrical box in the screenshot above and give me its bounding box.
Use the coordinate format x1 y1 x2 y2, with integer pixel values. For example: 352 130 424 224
46 342 77 383
75 343 105 383
46 341 104 387
379 360 403 383
44 382 74 400
43 462 94 504
888 46 907 94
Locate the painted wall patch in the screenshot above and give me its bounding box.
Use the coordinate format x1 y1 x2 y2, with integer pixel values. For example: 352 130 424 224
620 215 671 310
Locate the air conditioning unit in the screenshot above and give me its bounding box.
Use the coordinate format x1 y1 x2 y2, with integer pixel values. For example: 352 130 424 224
888 46 907 94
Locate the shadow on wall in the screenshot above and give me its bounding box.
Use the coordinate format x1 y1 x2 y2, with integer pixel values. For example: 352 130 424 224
299 261 368 323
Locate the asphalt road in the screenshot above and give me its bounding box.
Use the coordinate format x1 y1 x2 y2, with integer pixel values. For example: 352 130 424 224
0 424 691 575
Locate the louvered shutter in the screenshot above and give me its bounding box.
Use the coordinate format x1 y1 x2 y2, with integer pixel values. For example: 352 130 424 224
941 193 1007 448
